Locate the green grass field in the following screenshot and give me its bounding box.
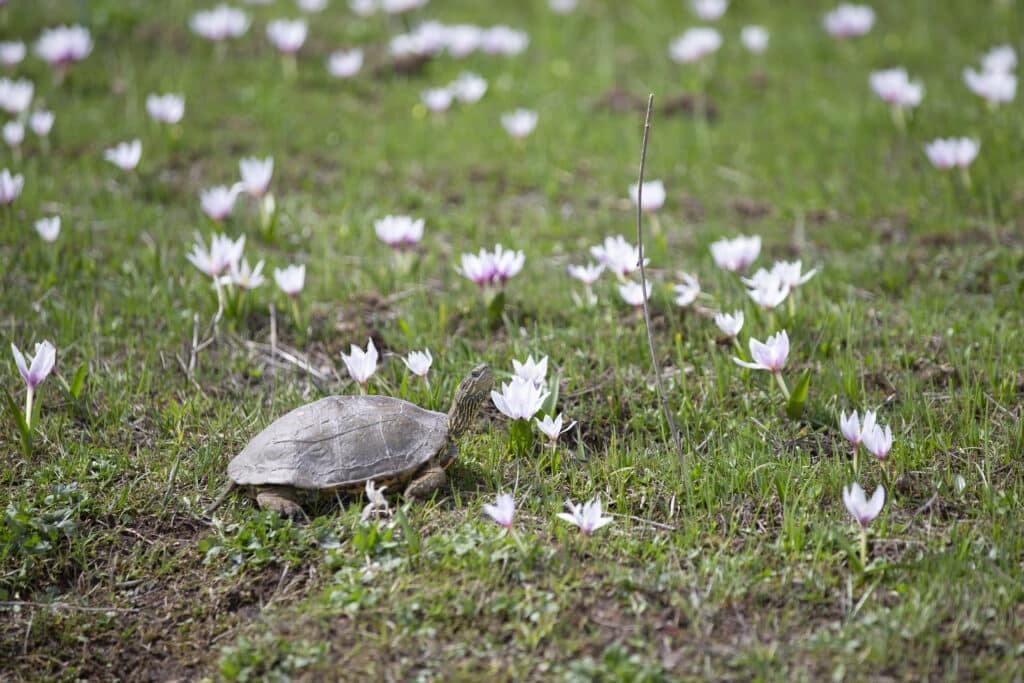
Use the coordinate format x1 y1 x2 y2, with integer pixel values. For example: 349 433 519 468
2 0 1023 680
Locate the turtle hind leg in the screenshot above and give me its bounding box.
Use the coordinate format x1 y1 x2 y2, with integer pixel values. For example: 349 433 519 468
256 486 308 520
403 462 448 499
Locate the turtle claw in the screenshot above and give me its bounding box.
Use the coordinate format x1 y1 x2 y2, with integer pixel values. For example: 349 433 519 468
403 464 447 499
256 487 307 520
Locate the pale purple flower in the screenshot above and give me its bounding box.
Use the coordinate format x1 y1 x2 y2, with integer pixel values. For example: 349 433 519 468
491 376 549 420
590 235 647 280
629 179 665 212
746 278 789 310
327 49 363 78
190 5 251 41
266 19 308 54
455 250 495 288
35 25 93 67
513 355 547 386
691 0 727 21
449 72 487 103
403 349 433 377
239 156 273 197
341 338 379 386
227 258 266 290
714 310 743 337
924 138 979 170
963 68 1016 106
981 45 1017 74
187 232 246 278
200 184 242 221
29 111 54 137
823 4 875 39
557 498 613 535
870 68 924 109
12 340 56 391
568 262 605 286
741 26 769 54
710 235 760 273
483 493 515 529
375 215 424 249
617 280 652 308
146 93 185 124
501 109 537 138
669 28 722 64
481 26 529 56
0 41 25 67
840 410 863 445
273 263 306 297
104 140 142 171
0 168 24 204
842 482 885 528
862 422 893 460
421 87 453 113
672 274 700 307
442 24 483 58
3 120 23 148
535 413 575 443
35 216 60 243
733 330 789 373
771 260 818 292
0 78 33 114
492 244 525 284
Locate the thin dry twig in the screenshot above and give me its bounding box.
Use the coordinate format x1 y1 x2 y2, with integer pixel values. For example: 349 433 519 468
635 94 685 470
0 600 140 614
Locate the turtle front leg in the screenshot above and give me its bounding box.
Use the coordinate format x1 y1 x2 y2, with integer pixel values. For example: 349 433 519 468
403 462 448 499
256 486 307 519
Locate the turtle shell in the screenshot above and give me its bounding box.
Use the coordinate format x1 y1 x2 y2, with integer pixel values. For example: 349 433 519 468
227 395 449 490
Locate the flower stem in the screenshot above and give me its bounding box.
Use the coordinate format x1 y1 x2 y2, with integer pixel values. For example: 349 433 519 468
890 104 905 134
773 371 791 401
859 527 868 567
787 292 796 319
358 382 367 396
851 442 859 476
731 336 744 355
289 295 302 332
959 166 972 190
24 388 33 429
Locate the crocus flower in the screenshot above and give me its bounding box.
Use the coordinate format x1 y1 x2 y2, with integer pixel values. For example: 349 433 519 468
104 140 142 171
442 24 483 58
981 45 1017 74
512 355 547 386
200 184 242 221
669 28 722 64
327 49 363 78
924 138 979 170
501 109 537 138
741 26 769 54
35 25 93 67
227 258 265 289
421 88 453 113
491 376 549 420
381 0 428 12
449 72 487 103
146 93 185 124
361 479 389 521
403 349 432 377
629 179 665 212
483 493 515 529
29 111 54 137
557 498 614 535
840 409 874 446
239 156 273 198
746 278 789 310
341 338 378 388
710 235 761 273
691 0 727 21
375 215 424 249
869 68 924 109
266 18 308 54
455 251 495 288
187 232 246 278
3 120 23 148
12 340 56 391
535 413 576 444
823 4 875 38
714 310 743 337
672 274 700 307
0 168 24 204
273 263 305 297
0 41 25 67
0 78 33 114
618 280 652 307
733 330 789 373
35 216 60 242
590 235 647 280
190 5 251 42
480 26 529 56
963 68 1016 106
491 244 525 284
862 422 893 460
842 482 885 529
568 262 604 286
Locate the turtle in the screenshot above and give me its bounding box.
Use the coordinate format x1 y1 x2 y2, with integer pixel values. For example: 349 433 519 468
203 363 494 518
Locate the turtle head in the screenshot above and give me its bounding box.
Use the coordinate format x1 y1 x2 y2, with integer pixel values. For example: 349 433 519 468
447 363 494 439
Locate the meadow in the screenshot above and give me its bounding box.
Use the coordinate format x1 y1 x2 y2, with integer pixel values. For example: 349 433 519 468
1 0 1023 680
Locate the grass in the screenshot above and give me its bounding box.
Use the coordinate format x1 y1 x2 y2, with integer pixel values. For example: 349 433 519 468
2 0 1023 680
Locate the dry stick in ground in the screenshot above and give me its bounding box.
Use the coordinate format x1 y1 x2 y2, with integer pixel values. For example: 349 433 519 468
634 94 686 471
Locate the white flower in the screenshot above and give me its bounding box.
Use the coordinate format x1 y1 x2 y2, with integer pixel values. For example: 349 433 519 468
341 338 379 386
483 493 515 529
104 139 142 171
481 26 529 56
771 260 818 292
298 0 328 11
491 244 525 283
200 184 242 221
0 41 25 66
590 235 647 279
239 156 273 197
963 68 1016 106
710 234 760 273
187 232 246 277
381 0 428 13
741 26 769 54
672 274 700 307
535 413 575 443
629 179 665 211
29 111 54 137
3 120 23 147
11 340 56 390
190 5 251 41
568 262 604 286
839 409 876 446
35 25 93 66
0 78 33 114
350 0 378 16
490 376 549 420
146 93 185 124
266 19 308 54
733 330 789 373
823 4 875 39
870 68 924 108
549 0 577 14
403 349 433 377
862 422 893 460
455 250 495 287
35 216 60 243
449 72 487 103
714 310 743 337
746 278 789 310
228 258 266 289
924 138 979 170
981 45 1017 74
669 27 721 64
327 49 363 78
0 168 24 204
273 263 306 296
557 498 614 535
691 0 727 21
617 280 652 307
501 108 537 138
375 215 424 248
442 24 483 58
842 482 885 528
513 355 548 386
361 480 390 521
421 87 453 113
